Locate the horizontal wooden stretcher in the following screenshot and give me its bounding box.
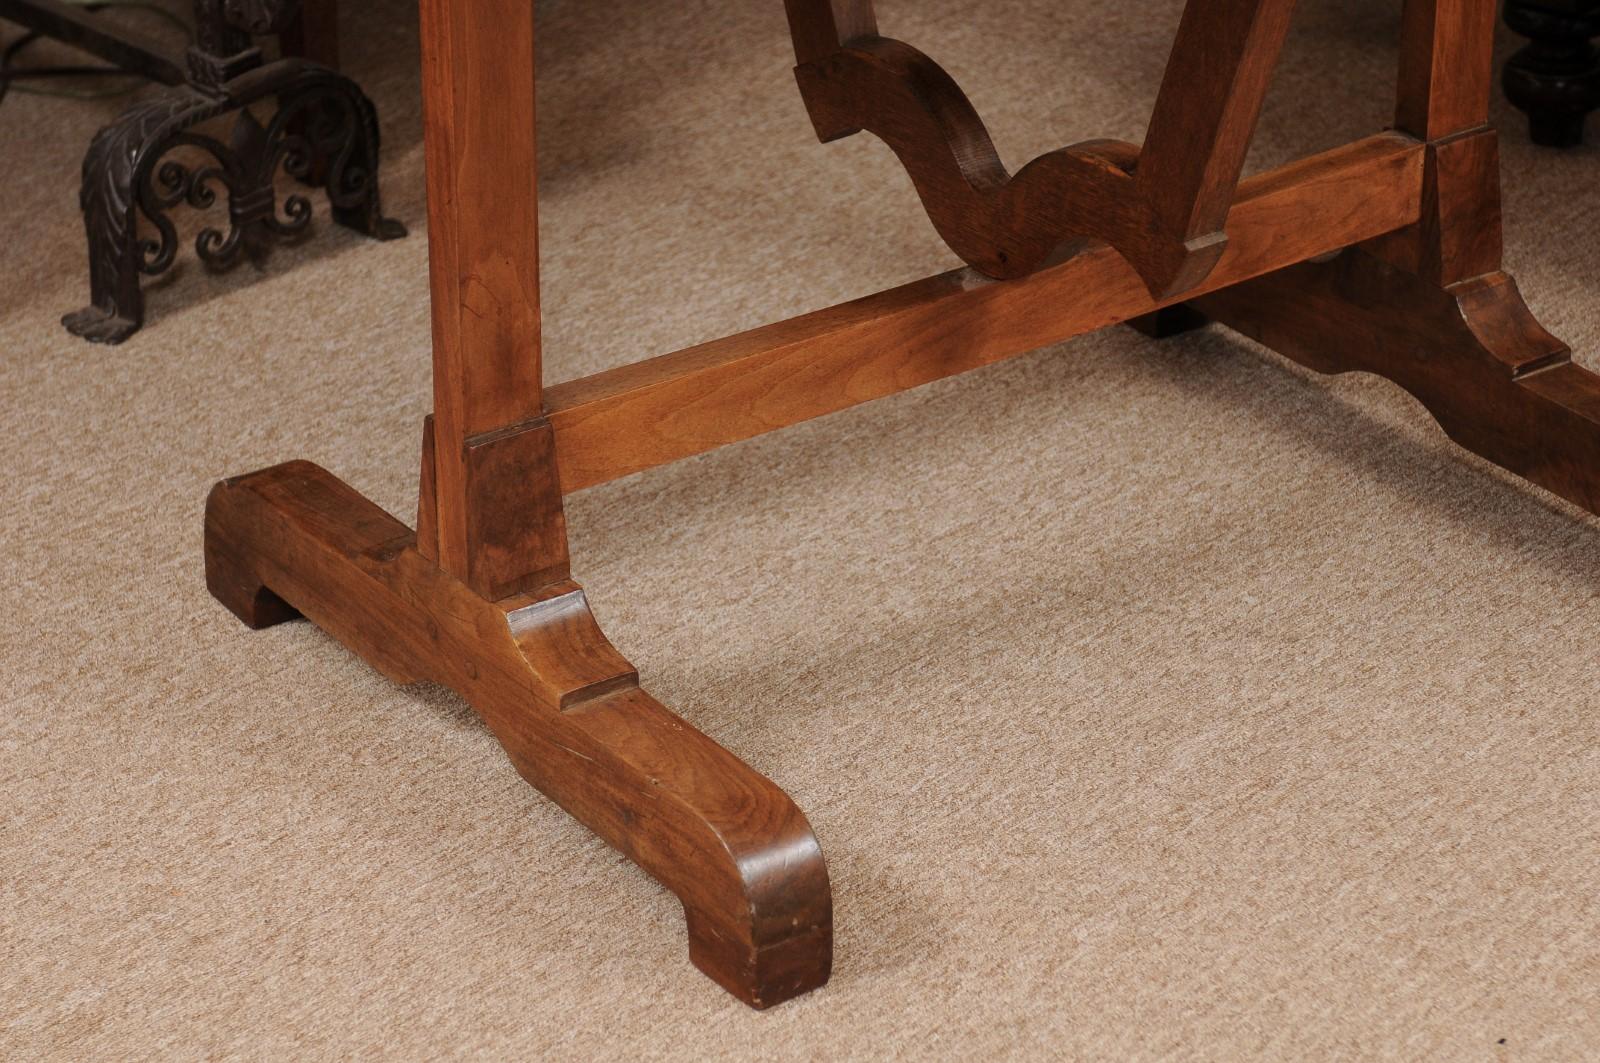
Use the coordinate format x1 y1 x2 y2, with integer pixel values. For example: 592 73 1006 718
204 0 1599 1008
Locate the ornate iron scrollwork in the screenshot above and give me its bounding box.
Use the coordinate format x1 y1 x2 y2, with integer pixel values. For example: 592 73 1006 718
64 59 405 344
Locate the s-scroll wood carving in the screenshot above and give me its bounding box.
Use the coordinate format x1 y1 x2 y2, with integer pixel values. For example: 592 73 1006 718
221 0 301 36
783 0 1299 298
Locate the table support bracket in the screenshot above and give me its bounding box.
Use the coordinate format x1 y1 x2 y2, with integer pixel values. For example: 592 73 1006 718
205 462 833 1009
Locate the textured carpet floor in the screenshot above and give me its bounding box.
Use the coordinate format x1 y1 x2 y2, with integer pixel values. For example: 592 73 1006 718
3 0 1598 1058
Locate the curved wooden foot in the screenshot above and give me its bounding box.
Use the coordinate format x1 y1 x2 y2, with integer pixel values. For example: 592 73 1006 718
1195 249 1600 516
204 461 832 1008
206 536 302 630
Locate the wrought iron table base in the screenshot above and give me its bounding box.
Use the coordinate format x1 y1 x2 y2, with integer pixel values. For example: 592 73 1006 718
0 0 399 342
63 57 403 344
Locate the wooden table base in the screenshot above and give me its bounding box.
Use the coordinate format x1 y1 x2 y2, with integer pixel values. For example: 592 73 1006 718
205 463 831 1007
203 0 1600 1008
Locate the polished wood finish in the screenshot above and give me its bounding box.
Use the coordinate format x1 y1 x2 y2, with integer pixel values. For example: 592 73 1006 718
1365 128 1502 287
1396 0 1497 138
204 0 1594 1008
1197 253 1600 512
415 0 553 597
205 463 831 1008
544 135 1423 494
785 0 1298 297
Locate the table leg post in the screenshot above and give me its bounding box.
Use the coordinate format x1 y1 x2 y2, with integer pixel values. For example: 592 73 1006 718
1384 0 1502 278
203 0 834 1008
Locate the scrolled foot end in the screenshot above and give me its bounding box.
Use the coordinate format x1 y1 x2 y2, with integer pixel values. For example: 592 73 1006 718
686 907 833 1010
204 477 304 629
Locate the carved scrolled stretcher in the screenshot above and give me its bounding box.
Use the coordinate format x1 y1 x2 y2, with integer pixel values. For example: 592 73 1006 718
203 0 1600 1007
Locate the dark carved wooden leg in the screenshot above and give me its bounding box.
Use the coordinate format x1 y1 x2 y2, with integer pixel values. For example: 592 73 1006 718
61 90 211 345
1502 0 1600 146
62 60 404 345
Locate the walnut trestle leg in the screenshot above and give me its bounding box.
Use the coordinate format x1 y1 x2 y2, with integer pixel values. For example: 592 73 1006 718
203 0 1600 1008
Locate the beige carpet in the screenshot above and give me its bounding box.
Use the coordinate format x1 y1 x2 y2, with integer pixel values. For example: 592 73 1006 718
3 0 1598 1058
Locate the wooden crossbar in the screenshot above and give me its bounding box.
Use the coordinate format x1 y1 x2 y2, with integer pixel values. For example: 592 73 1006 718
545 133 1424 493
210 0 1600 1012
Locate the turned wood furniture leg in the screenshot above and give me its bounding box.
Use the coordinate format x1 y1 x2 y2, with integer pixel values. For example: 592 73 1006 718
204 0 831 1008
1502 0 1600 146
